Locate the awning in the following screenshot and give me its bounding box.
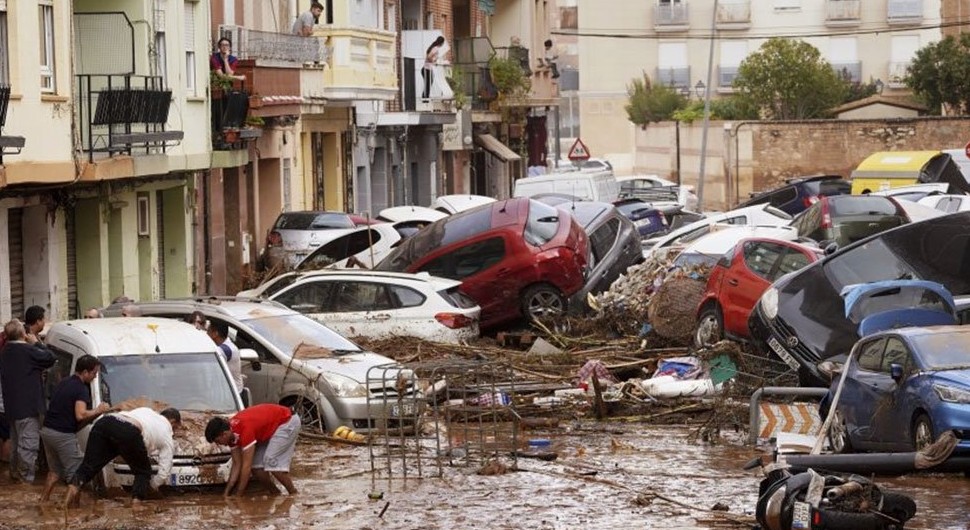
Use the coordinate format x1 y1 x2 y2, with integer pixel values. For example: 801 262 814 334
475 134 521 162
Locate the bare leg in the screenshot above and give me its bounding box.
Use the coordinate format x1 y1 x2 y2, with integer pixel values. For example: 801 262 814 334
252 469 281 495
271 471 298 495
41 471 59 502
64 484 81 508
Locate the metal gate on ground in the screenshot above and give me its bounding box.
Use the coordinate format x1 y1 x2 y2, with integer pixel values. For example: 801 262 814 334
366 359 520 482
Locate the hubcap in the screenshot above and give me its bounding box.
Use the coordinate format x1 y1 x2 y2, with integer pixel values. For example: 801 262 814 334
829 412 848 452
914 420 933 450
695 314 721 347
528 291 563 318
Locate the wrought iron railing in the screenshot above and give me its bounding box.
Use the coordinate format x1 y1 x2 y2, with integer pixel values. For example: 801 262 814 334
218 25 328 64
454 37 498 111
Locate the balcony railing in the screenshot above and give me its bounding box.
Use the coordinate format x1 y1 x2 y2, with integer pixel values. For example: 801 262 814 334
656 67 691 88
888 61 911 87
401 31 454 112
887 0 922 24
218 25 328 65
0 85 25 159
716 1 750 27
454 37 498 111
825 0 861 24
655 2 689 29
302 26 396 101
831 61 862 83
74 74 182 162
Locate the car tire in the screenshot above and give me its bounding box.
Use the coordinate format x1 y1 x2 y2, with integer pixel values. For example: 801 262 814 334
693 305 723 348
521 284 565 322
912 413 934 451
283 396 326 434
828 410 853 454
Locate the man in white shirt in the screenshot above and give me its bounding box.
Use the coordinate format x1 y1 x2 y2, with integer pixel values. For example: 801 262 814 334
207 321 243 393
64 407 180 507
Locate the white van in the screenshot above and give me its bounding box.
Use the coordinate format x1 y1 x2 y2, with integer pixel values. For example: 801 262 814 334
513 169 620 202
44 317 248 491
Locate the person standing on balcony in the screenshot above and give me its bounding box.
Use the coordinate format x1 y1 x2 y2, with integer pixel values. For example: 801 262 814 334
210 38 239 77
423 36 446 101
293 2 324 37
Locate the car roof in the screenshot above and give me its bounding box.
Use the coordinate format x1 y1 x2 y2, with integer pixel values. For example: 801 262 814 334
286 269 463 290
883 324 970 339
783 174 845 184
106 298 298 320
46 317 217 357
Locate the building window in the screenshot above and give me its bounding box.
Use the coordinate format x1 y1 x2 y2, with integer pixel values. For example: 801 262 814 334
657 41 689 87
889 35 920 86
719 40 748 88
773 0 800 10
828 37 859 83
283 158 292 212
183 1 196 93
39 0 55 92
137 195 151 236
154 2 167 86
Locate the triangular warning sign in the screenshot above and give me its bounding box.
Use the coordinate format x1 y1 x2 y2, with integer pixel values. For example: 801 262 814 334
567 138 591 161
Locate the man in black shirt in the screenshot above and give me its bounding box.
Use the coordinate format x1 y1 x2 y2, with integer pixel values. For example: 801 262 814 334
40 355 110 502
0 319 55 483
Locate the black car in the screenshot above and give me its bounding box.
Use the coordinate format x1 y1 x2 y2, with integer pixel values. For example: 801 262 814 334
612 198 671 239
738 175 851 216
748 211 970 386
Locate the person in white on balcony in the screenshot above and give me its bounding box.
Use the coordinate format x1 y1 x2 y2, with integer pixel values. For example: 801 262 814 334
292 2 324 37
423 36 446 101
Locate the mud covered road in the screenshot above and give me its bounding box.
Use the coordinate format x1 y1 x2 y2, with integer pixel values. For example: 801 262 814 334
1 424 968 530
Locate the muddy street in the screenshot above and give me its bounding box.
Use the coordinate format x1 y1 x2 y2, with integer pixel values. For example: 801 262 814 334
1 424 968 530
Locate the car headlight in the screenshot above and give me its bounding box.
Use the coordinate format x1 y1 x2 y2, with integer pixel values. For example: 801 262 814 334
322 372 367 398
933 384 970 404
760 287 779 320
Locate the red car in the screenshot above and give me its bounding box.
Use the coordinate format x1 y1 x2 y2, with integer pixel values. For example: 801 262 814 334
375 197 589 331
694 238 821 347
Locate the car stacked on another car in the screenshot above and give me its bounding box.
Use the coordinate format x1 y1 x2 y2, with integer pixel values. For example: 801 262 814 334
104 298 413 433
255 269 481 343
375 197 589 331
613 198 670 240
644 203 792 256
262 211 356 269
789 194 910 250
738 175 851 216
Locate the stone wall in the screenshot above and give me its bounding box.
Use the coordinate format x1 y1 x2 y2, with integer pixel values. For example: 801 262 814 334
633 116 970 211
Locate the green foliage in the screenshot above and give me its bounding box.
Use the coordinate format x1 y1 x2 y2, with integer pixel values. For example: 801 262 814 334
734 38 847 119
209 70 233 91
625 75 688 126
906 34 970 115
446 66 468 110
709 95 760 120
840 78 880 105
245 115 265 127
488 55 531 101
672 102 705 123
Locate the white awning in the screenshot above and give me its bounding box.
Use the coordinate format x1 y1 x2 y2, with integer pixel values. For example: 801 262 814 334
474 134 521 162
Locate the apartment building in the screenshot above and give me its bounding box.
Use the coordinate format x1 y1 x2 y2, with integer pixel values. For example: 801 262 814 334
0 0 209 321
576 0 950 174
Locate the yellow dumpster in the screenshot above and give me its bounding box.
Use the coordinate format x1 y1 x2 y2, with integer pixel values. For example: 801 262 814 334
849 150 947 195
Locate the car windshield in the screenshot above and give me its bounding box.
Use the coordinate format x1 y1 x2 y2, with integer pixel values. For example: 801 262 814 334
911 331 970 369
241 314 362 357
276 212 354 230
524 200 561 245
98 353 237 413
260 275 300 297
829 197 898 216
375 208 492 271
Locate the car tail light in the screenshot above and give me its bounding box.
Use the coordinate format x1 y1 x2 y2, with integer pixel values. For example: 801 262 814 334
820 200 832 229
266 231 283 247
803 195 819 208
435 312 474 329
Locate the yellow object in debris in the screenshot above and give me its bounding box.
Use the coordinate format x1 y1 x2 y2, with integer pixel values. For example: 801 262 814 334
333 426 351 439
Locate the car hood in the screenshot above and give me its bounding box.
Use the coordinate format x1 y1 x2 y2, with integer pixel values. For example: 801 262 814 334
841 280 955 322
927 369 970 388
299 352 402 382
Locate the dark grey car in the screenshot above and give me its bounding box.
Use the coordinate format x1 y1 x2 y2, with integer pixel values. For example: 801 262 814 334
553 201 644 314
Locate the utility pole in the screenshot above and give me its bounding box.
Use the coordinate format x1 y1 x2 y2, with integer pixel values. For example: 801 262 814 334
696 0 718 211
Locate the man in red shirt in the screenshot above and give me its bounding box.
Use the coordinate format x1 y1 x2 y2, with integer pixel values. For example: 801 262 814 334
205 404 301 496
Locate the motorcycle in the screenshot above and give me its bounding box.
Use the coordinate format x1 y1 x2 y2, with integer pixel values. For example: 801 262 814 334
746 454 917 530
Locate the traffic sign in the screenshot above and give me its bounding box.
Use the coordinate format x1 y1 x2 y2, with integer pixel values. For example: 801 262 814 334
567 138 591 162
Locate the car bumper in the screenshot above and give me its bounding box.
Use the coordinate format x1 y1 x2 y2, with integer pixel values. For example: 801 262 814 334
932 402 970 452
748 304 826 386
105 456 232 489
330 395 423 433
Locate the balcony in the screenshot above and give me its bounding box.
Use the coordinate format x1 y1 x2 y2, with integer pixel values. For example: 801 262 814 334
716 1 751 29
825 0 861 26
655 2 689 32
656 67 691 88
210 78 261 151
454 37 499 112
401 31 454 113
831 61 862 83
302 26 397 102
0 85 25 160
888 61 911 87
74 75 183 162
887 0 922 25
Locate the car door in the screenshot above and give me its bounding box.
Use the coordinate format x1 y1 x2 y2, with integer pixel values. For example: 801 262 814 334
228 323 285 406
418 236 510 324
873 337 915 450
720 241 782 336
840 337 886 450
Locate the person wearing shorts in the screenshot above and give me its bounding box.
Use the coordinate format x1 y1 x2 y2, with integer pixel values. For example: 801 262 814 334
205 403 300 496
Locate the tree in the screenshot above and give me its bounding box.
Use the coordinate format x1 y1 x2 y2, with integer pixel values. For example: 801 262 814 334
734 38 846 120
625 75 687 127
906 34 970 115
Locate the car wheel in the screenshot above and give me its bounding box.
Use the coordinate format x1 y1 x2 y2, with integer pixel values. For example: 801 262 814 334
912 413 935 451
694 305 723 348
521 284 565 322
828 410 853 454
283 396 326 434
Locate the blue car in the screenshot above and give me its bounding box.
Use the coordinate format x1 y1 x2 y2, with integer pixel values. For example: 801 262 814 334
613 198 669 239
826 281 970 453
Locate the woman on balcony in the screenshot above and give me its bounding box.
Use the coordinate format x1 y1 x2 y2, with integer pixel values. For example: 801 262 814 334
422 36 446 101
211 38 239 77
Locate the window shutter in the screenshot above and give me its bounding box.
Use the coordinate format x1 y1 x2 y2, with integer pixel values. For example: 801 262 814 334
184 2 195 50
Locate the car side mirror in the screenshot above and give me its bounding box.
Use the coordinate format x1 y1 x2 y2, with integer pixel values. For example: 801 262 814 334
890 363 904 382
822 241 839 256
239 348 258 362
240 387 251 407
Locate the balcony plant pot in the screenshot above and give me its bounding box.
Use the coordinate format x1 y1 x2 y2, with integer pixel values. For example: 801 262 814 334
223 128 240 144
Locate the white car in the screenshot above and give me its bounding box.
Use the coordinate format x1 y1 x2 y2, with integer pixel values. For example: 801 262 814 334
916 193 970 214
266 270 481 343
644 203 792 258
868 182 948 203
262 211 357 268
666 224 801 267
377 205 448 223
295 223 403 270
430 194 496 214
616 175 699 211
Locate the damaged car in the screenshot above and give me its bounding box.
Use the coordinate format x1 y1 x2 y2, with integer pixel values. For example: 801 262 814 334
749 212 970 386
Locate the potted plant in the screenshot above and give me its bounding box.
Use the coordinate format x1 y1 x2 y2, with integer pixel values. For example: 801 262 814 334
222 128 240 144
245 115 265 129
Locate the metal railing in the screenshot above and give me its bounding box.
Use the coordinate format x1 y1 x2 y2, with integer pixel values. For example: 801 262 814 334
74 74 181 162
219 25 328 64
454 37 498 111
825 0 861 22
718 66 739 88
716 1 750 24
832 61 862 83
887 0 923 22
655 2 689 26
656 66 691 88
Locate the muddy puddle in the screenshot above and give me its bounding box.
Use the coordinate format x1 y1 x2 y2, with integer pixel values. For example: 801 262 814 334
1 424 967 530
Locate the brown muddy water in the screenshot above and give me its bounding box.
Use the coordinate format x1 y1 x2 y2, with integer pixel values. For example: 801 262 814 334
1 424 967 530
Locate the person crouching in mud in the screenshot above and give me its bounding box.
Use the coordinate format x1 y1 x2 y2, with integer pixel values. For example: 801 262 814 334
64 407 181 507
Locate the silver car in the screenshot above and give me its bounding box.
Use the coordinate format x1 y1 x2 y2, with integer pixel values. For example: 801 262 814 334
262 211 356 269
105 299 414 433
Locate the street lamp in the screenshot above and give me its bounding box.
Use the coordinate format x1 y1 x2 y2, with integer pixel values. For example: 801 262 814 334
874 78 885 95
679 86 691 98
694 80 706 99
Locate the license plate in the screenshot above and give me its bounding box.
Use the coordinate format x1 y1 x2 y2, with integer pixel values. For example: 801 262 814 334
170 473 217 487
391 403 416 417
791 501 811 529
767 336 802 370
